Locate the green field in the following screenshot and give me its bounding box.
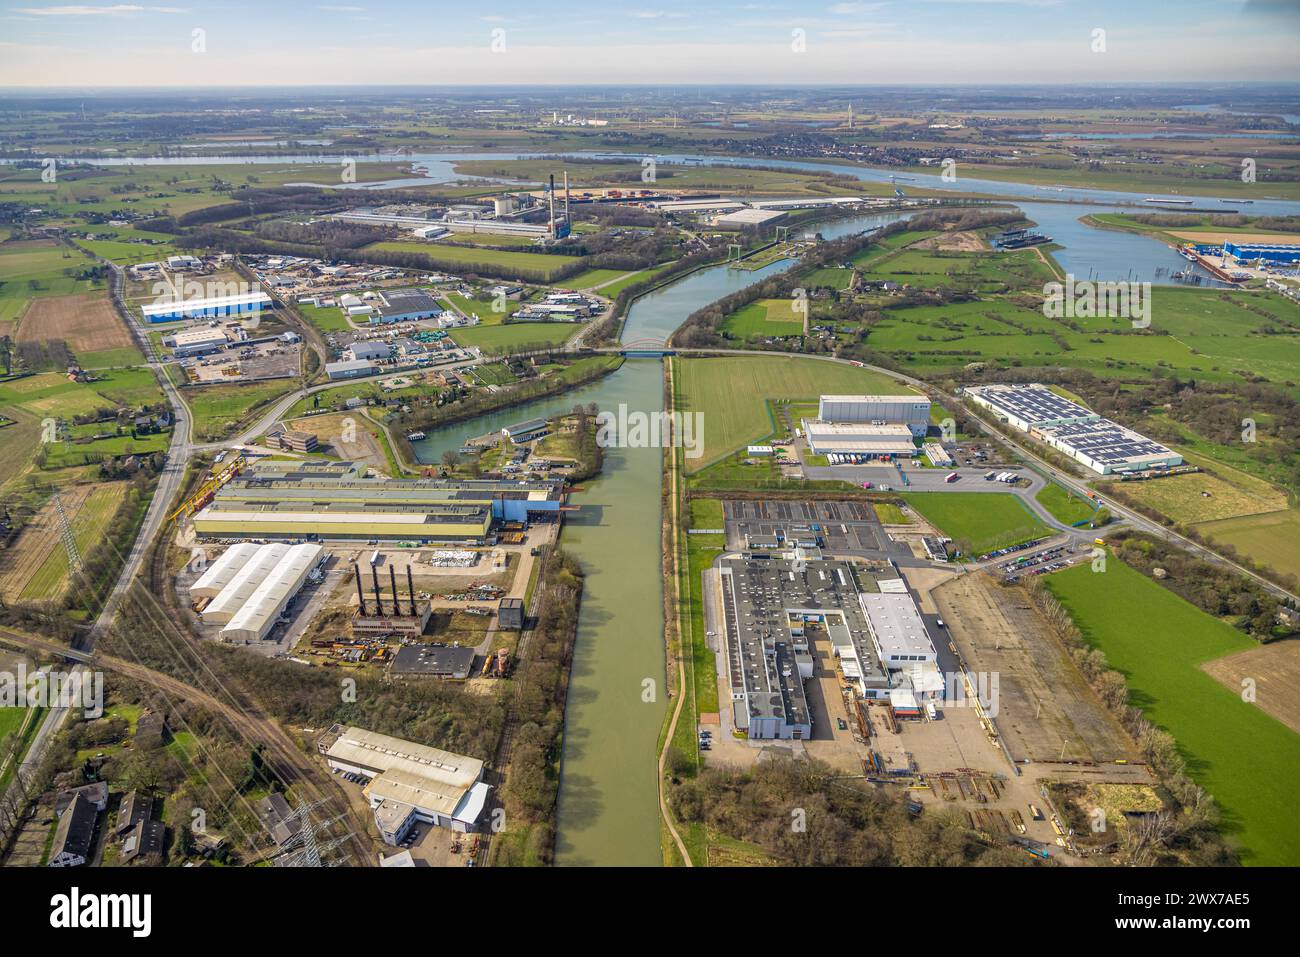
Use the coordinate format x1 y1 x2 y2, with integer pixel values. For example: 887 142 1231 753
901 491 1053 555
365 240 581 281
449 322 577 354
721 299 805 338
856 280 1300 392
563 268 630 289
674 355 915 471
1046 559 1300 866
1195 509 1300 585
598 263 677 298
801 265 854 290
183 379 296 443
1034 482 1098 526
21 483 127 600
296 302 353 333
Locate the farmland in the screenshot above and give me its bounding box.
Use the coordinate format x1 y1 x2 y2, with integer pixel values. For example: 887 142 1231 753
1196 509 1300 585
181 379 297 443
902 491 1054 555
16 291 143 367
720 299 805 338
1046 559 1300 866
364 240 581 282
0 482 127 603
673 355 914 471
448 322 578 354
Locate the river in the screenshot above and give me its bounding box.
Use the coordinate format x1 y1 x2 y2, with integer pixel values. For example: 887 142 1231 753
410 251 814 865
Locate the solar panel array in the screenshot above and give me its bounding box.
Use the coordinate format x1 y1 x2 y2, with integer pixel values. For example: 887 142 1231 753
1042 418 1177 466
967 384 1096 426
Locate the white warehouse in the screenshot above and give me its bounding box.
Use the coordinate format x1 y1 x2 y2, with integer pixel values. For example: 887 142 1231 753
200 544 290 624
220 543 323 643
818 394 932 438
189 542 261 600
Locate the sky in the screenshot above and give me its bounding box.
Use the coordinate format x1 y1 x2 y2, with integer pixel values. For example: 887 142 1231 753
1 0 1298 87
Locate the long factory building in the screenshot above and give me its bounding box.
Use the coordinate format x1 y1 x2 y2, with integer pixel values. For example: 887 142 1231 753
965 383 1182 475
191 460 564 543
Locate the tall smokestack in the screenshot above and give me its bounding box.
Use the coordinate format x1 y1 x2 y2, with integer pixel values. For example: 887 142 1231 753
371 564 383 616
407 565 417 616
548 173 556 239
563 171 570 228
389 565 399 617
353 562 367 616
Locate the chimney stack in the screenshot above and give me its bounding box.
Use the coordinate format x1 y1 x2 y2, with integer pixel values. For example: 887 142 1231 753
389 564 399 616
548 173 556 238
353 562 367 616
563 171 570 229
371 563 383 616
407 565 417 616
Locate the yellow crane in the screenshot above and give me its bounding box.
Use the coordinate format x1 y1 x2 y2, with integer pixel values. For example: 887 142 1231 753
168 451 246 522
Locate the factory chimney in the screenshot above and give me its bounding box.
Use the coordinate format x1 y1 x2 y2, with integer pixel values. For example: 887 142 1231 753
353 562 367 616
389 565 399 617
548 173 556 239
563 171 570 229
407 565 417 616
371 563 384 616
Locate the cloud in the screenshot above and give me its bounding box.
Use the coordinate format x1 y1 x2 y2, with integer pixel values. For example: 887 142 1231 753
828 2 882 13
630 9 689 18
15 3 186 13
319 4 366 10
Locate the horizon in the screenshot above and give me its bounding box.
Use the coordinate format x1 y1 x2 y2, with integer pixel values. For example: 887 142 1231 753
2 0 1299 87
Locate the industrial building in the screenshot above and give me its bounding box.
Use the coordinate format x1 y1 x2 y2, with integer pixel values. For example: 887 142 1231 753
966 383 1182 474
802 420 918 459
221 543 324 643
498 597 524 630
712 208 787 229
859 591 937 670
325 358 379 380
346 340 393 362
390 644 477 679
718 557 894 740
194 542 322 641
372 289 444 325
817 395 932 437
191 461 564 542
200 544 291 623
189 541 262 600
502 418 550 444
141 290 273 323
162 325 229 357
1222 241 1300 265
322 726 491 841
279 429 318 453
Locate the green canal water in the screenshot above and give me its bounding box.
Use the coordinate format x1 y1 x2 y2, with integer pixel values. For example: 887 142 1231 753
412 222 906 865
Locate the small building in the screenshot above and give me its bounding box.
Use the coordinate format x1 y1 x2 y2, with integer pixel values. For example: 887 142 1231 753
256 793 301 848
133 710 167 750
502 418 549 444
498 597 524 630
747 445 774 457
54 781 109 816
325 359 379 380
279 430 319 453
390 644 477 679
346 340 393 363
49 792 98 868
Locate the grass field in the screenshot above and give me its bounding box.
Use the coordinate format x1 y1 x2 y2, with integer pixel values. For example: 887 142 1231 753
296 302 353 333
801 265 854 289
365 240 581 281
873 502 912 524
564 268 630 289
184 379 296 443
1110 471 1289 525
1195 509 1300 585
449 321 577 354
674 355 915 471
0 483 127 602
1046 559 1300 866
901 491 1054 555
1035 482 1098 525
721 299 805 338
